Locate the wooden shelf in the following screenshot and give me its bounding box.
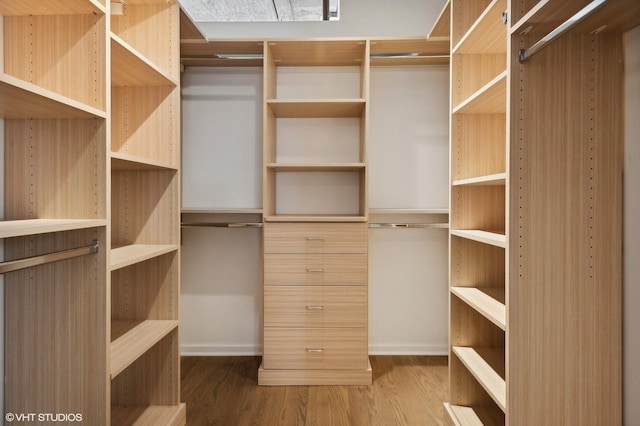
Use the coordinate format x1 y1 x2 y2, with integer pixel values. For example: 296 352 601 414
444 403 483 426
453 71 507 114
267 39 367 66
111 152 177 171
444 403 504 426
111 35 178 87
181 208 263 214
511 0 640 39
0 0 105 16
266 162 365 172
369 208 449 215
452 346 506 412
0 73 106 119
451 287 506 330
110 320 178 378
453 173 507 186
450 230 506 248
267 99 366 118
369 37 450 66
428 0 451 39
265 214 368 223
453 0 507 54
110 244 178 271
111 403 186 426
0 219 106 239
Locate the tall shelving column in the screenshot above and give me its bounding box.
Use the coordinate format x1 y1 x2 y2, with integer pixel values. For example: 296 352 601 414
445 0 508 423
109 0 185 423
506 0 629 424
1 0 109 422
259 39 372 385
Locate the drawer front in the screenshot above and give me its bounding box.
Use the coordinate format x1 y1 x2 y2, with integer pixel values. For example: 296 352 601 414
264 286 367 328
262 328 368 370
264 223 367 254
264 254 367 286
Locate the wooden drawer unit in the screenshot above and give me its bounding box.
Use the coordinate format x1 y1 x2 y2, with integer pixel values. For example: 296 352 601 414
264 286 367 328
260 221 371 385
264 222 367 254
264 253 367 285
262 328 369 370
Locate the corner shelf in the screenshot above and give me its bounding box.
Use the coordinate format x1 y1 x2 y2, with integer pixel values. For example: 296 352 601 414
110 319 179 378
453 173 507 186
0 73 106 119
451 287 506 330
452 71 507 114
111 404 186 426
453 0 507 54
452 346 506 412
111 152 178 171
111 34 178 87
110 244 178 271
450 229 506 248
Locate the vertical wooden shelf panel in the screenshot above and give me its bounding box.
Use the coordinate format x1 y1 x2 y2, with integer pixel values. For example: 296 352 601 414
108 0 184 423
2 2 109 422
508 31 623 424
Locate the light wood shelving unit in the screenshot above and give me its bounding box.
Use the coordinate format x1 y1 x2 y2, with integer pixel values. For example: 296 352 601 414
446 0 634 424
2 0 185 423
1 0 109 422
262 39 369 223
109 0 184 423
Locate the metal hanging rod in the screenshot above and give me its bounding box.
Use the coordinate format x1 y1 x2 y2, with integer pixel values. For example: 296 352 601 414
518 0 607 63
181 222 263 228
0 240 99 275
369 223 449 229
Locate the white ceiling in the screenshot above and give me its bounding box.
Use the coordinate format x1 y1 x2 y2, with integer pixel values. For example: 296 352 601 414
180 0 339 22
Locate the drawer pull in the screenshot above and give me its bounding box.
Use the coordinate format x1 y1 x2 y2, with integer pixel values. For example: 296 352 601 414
306 348 325 353
306 305 325 310
306 268 324 273
306 237 325 241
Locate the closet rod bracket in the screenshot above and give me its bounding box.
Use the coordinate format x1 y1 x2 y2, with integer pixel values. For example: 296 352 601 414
518 0 606 63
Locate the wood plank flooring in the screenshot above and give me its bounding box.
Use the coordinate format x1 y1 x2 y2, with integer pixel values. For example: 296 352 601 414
181 355 449 425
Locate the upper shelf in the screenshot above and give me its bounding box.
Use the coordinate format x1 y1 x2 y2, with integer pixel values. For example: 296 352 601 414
511 0 640 38
267 99 366 118
0 0 105 15
111 35 178 87
0 219 106 239
453 0 507 54
370 37 450 66
267 39 367 66
0 73 106 119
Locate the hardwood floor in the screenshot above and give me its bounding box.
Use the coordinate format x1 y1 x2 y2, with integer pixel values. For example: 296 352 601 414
181 355 449 425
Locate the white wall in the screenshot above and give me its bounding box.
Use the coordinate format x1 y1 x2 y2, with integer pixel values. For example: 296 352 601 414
180 62 451 355
624 24 640 426
196 0 449 39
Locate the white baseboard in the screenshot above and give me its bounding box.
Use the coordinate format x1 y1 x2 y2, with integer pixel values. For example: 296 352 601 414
181 343 448 357
368 343 448 356
181 344 261 356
